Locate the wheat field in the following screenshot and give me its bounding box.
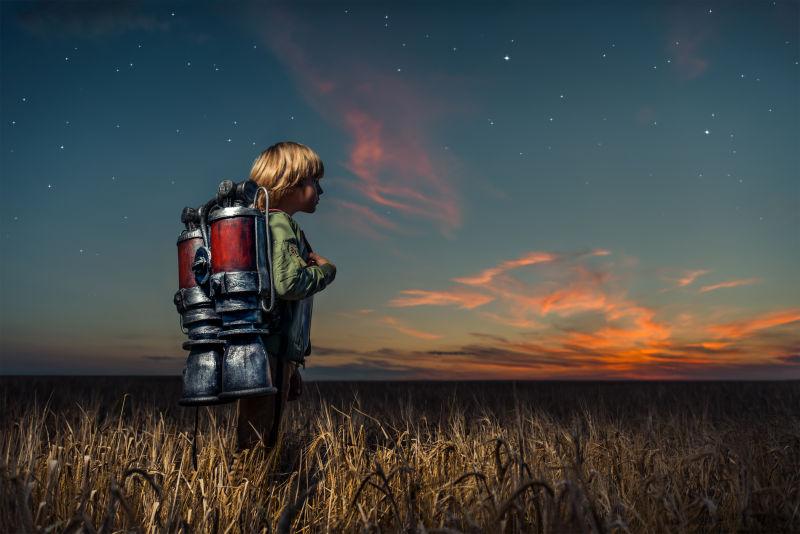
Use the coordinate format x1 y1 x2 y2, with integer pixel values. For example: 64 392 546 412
1 377 798 533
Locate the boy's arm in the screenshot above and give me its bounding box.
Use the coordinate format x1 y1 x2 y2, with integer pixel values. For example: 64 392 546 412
269 214 336 300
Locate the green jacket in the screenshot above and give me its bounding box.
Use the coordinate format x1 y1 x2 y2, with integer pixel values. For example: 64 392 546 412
263 209 336 363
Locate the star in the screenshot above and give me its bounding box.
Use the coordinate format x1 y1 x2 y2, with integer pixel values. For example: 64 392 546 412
186 61 191 66
503 55 510 61
47 184 52 189
65 57 69 61
559 94 564 99
60 145 65 149
21 97 26 102
704 130 710 135
396 67 402 72
227 138 232 142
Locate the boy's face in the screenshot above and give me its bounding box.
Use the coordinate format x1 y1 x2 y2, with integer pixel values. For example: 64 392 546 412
294 175 323 214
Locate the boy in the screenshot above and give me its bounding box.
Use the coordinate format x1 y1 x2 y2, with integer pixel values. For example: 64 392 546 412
236 141 337 452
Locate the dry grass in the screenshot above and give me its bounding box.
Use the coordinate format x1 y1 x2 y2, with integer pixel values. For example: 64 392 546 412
1 378 798 533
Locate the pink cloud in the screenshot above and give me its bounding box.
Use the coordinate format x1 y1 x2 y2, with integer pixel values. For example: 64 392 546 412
666 6 716 81
699 277 760 293
252 7 463 236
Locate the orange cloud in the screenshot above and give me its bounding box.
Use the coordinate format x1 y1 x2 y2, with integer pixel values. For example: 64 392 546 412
699 277 760 293
453 252 559 286
677 269 710 287
388 289 494 310
707 309 800 340
378 316 442 340
660 269 710 292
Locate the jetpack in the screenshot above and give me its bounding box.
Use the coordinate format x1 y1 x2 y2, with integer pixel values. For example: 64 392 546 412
174 179 279 406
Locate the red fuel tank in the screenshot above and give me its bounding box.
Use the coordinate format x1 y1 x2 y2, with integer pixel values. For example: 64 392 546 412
177 229 204 289
209 208 258 273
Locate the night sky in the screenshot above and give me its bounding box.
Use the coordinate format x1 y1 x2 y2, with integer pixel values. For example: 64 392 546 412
1 0 798 379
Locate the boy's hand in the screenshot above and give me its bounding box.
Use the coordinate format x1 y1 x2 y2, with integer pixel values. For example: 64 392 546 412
307 252 330 266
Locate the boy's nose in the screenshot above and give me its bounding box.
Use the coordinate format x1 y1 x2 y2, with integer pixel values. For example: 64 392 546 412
316 183 324 196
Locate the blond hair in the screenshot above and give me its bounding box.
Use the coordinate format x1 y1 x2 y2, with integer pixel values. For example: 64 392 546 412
249 141 324 210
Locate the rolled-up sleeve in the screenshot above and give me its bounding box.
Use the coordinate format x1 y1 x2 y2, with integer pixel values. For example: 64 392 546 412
269 213 337 300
